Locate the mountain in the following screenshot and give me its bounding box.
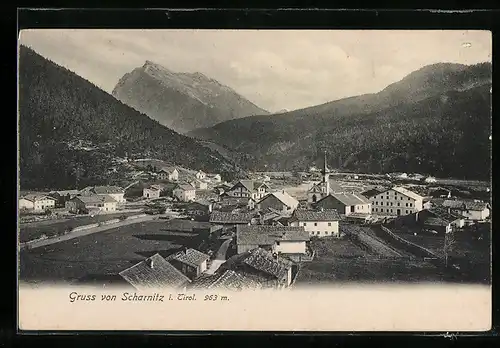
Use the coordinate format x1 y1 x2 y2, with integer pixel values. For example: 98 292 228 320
189 62 492 180
18 46 241 191
111 60 269 133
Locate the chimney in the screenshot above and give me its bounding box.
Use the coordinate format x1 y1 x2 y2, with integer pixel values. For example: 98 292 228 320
146 258 154 269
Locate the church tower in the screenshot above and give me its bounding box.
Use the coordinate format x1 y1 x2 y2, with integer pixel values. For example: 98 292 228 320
321 151 330 194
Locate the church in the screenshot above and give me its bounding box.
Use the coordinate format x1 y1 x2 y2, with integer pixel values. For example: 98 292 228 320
307 152 341 203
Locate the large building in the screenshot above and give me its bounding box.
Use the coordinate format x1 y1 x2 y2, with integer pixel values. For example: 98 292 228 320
256 190 299 214
370 186 424 216
236 225 310 255
289 209 341 237
80 186 126 204
225 180 270 201
307 152 332 203
143 185 162 199
66 194 117 214
157 167 179 181
313 192 371 217
19 194 56 212
173 183 196 202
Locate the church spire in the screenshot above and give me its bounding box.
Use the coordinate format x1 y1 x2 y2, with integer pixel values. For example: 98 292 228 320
321 151 329 178
321 151 330 195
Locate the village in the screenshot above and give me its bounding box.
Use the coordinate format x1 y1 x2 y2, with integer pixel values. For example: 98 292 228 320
18 153 491 291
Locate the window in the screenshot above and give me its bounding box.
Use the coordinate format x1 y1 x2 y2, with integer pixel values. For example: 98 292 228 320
405 203 408 207
325 231 329 235
381 196 383 199
390 202 393 206
276 241 280 246
401 197 403 200
375 201 378 205
328 222 331 226
375 208 378 212
390 209 393 213
397 203 400 206
303 223 307 226
381 202 383 206
409 203 412 207
381 208 384 212
314 222 317 226
406 210 409 214
317 231 320 235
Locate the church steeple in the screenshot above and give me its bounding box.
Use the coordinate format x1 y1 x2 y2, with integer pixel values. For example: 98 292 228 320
321 151 330 194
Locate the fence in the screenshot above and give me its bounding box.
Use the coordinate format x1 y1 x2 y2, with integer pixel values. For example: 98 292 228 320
379 225 441 259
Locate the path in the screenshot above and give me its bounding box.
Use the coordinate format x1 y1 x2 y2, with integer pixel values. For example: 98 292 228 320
21 215 157 250
205 238 232 275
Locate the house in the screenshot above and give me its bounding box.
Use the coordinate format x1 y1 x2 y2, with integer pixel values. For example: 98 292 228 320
416 207 465 230
361 188 384 199
157 167 179 181
307 152 345 203
189 269 261 291
442 199 491 222
236 225 310 255
143 185 162 199
195 170 206 180
162 219 223 238
118 254 191 291
209 211 255 225
166 248 210 280
256 190 299 214
314 192 371 217
214 183 232 195
370 186 424 216
19 195 56 212
225 180 270 201
80 186 126 204
173 183 196 202
210 174 222 183
425 176 437 183
48 190 80 208
218 195 255 210
191 179 208 190
185 200 213 216
289 209 341 237
66 194 117 214
221 248 294 289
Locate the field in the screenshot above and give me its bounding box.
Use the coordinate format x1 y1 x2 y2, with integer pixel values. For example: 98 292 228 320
19 220 205 285
19 211 142 243
294 231 489 286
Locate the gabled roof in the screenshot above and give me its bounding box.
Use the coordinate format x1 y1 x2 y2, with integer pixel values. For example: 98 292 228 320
166 248 210 268
422 216 451 227
118 254 191 290
159 166 178 173
190 270 261 290
175 183 196 191
21 194 56 202
145 185 162 191
361 188 383 198
76 194 117 204
81 186 124 194
442 199 465 209
232 180 269 193
426 207 464 222
464 201 489 211
209 211 255 224
241 248 294 279
257 191 299 208
237 225 310 246
188 199 212 207
318 192 370 206
386 186 424 201
49 190 80 196
291 209 340 221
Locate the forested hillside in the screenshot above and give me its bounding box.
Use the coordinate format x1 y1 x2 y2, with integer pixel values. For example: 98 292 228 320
18 46 239 190
190 63 491 180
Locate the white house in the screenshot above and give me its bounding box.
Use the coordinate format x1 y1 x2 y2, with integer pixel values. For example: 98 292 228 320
195 170 206 180
173 183 196 202
289 209 341 238
442 200 491 222
157 167 179 181
314 192 371 217
80 186 126 204
210 174 222 183
66 194 117 214
425 176 437 183
225 180 270 201
236 225 310 255
370 186 424 216
256 190 299 214
191 179 208 190
143 185 162 199
19 195 56 212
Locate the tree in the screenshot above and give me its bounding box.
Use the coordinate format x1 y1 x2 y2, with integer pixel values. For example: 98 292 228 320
443 231 456 268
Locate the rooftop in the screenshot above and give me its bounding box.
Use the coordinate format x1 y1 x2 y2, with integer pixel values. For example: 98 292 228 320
118 254 191 290
209 211 255 224
258 190 299 208
291 209 340 221
390 186 424 201
320 192 370 206
166 248 210 268
237 225 310 246
190 269 261 290
21 194 56 202
242 248 294 280
76 194 117 204
233 180 269 193
175 183 196 191
81 186 124 195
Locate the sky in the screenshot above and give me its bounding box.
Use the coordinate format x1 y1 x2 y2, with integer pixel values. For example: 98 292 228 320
19 30 491 112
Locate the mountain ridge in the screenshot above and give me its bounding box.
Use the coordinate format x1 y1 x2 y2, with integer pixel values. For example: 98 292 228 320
112 60 269 133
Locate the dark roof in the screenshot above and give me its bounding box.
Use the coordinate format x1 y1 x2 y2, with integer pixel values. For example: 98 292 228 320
237 225 309 246
163 219 217 232
76 194 117 204
220 196 255 204
241 248 293 279
426 207 464 222
232 180 269 193
190 270 261 290
318 192 370 206
291 209 340 221
166 248 210 268
209 211 255 224
175 183 196 191
361 188 383 198
160 166 178 173
118 254 191 290
422 216 451 227
81 186 124 194
464 201 489 211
